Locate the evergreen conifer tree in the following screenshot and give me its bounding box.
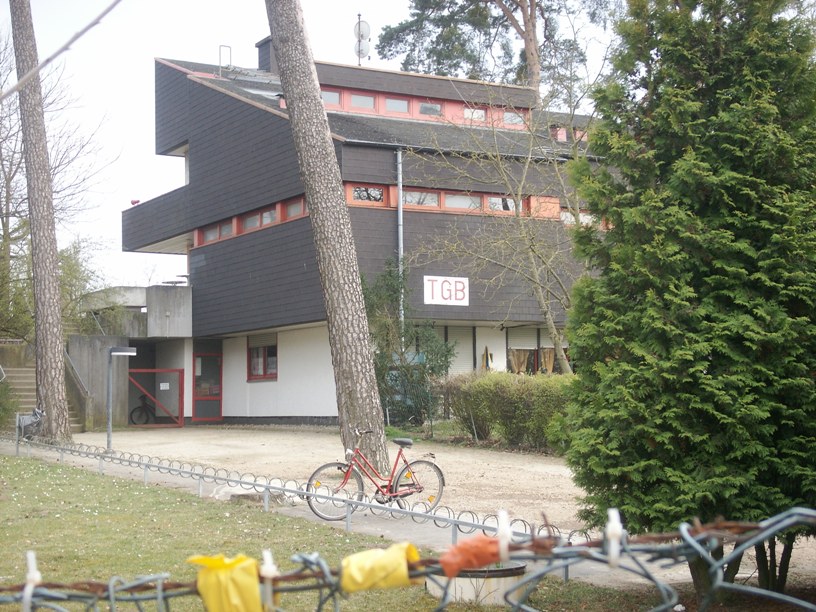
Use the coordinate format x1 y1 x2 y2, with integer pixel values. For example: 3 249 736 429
567 0 816 591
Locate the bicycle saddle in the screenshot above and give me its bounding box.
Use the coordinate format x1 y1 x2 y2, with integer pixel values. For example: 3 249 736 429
392 438 413 448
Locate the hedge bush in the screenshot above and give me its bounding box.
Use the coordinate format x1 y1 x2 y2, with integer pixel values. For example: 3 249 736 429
445 371 575 452
443 372 494 441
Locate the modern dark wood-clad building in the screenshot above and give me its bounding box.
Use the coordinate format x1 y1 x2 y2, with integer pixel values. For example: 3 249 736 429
117 37 590 424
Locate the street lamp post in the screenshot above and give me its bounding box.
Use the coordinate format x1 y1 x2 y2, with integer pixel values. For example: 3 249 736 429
107 346 137 452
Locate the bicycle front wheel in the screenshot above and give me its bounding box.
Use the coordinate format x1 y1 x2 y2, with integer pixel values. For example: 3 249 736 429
129 406 149 425
306 462 365 521
393 460 444 512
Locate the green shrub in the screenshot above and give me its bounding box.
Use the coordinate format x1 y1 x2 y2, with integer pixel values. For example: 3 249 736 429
526 374 575 451
545 411 572 455
445 371 575 449
447 372 493 441
477 372 531 445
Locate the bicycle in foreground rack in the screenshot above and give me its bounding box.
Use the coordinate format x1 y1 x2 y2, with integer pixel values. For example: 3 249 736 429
305 427 445 520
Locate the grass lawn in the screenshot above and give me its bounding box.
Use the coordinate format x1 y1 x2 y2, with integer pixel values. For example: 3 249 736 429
0 454 661 611
1 453 813 610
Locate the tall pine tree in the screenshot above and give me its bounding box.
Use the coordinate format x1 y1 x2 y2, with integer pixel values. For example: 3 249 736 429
567 0 816 592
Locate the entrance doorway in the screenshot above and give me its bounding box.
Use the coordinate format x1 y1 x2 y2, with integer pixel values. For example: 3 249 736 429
193 353 222 421
127 368 184 427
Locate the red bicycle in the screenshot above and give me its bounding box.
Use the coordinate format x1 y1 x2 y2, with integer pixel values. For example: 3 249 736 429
306 428 444 521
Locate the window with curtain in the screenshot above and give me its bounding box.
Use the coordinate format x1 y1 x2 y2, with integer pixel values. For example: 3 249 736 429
248 333 278 380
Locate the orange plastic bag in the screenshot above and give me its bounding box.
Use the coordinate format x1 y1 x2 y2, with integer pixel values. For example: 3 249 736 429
439 534 500 578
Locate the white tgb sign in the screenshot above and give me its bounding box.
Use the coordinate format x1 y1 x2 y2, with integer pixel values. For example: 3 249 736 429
423 275 469 306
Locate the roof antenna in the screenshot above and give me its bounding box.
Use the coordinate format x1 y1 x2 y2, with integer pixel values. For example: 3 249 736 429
354 14 370 66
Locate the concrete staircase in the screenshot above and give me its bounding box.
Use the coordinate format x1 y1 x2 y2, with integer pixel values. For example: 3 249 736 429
3 366 84 433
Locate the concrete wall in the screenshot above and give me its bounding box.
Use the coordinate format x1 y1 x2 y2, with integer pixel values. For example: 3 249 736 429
0 343 33 368
147 286 192 338
67 335 132 430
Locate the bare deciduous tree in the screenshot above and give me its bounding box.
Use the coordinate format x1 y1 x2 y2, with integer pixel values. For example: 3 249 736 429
406 105 597 374
0 33 103 341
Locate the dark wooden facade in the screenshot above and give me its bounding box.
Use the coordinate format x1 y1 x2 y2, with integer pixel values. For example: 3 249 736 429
122 54 578 340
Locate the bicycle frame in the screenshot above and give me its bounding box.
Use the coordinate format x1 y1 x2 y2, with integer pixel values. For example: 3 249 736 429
344 445 413 499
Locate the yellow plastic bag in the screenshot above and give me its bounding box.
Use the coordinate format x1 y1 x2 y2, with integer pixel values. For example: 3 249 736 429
188 553 261 611
340 541 420 593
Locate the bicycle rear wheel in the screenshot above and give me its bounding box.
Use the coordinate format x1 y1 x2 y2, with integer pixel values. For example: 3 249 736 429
393 460 444 512
129 406 150 425
306 462 365 521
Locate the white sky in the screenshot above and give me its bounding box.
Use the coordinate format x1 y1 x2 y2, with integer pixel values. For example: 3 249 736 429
0 0 408 287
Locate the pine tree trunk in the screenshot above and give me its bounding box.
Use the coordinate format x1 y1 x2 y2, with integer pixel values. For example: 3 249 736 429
9 0 70 441
265 0 388 471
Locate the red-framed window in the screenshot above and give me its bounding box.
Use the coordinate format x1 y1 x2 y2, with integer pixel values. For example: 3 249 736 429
417 99 444 118
463 105 488 124
347 183 388 206
247 333 278 381
384 96 411 115
315 85 541 132
348 90 377 113
502 109 526 127
549 125 568 141
403 188 440 208
198 219 236 245
400 187 536 216
320 88 342 109
282 197 306 220
487 196 525 214
442 192 482 211
194 199 306 248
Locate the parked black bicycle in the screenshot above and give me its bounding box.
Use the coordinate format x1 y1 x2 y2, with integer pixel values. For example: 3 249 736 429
129 394 156 425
